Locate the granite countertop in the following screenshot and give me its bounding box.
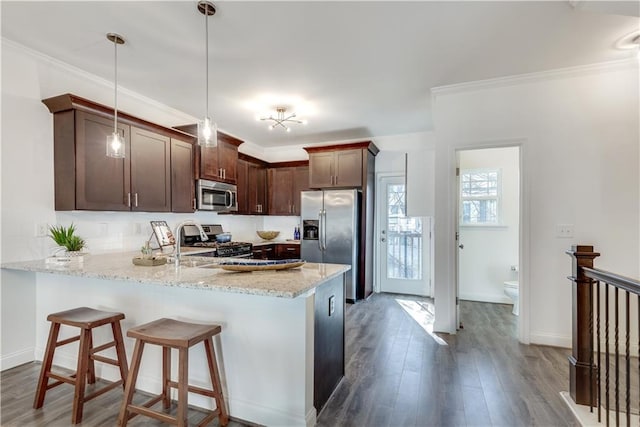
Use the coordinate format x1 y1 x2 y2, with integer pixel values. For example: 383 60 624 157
1 251 349 299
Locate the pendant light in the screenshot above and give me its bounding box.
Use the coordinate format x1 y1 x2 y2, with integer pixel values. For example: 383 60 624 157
197 1 218 148
106 33 126 158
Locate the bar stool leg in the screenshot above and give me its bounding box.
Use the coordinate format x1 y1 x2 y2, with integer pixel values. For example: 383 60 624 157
162 346 171 409
205 337 229 426
71 328 91 424
177 347 189 427
111 321 129 386
118 339 145 427
33 322 61 409
87 331 96 385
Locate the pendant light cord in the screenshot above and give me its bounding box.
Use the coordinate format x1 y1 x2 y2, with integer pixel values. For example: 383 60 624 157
205 3 209 119
113 38 118 133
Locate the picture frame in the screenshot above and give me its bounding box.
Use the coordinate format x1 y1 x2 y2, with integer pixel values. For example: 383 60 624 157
150 221 175 248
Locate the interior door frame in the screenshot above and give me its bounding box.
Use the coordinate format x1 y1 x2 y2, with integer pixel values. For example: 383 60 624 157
453 141 529 343
374 172 433 296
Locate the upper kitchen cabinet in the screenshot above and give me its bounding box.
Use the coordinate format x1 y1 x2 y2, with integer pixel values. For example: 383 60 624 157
171 139 196 213
42 93 195 212
267 163 309 216
236 154 268 215
305 143 378 189
173 125 243 184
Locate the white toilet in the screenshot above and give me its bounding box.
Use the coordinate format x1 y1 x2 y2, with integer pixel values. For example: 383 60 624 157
504 280 519 315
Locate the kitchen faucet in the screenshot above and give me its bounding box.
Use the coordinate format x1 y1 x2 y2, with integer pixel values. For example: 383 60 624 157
174 220 208 268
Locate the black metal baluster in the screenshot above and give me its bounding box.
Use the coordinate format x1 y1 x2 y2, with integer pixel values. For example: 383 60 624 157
615 287 619 427
590 276 594 413
625 291 630 427
606 283 610 427
597 280 602 422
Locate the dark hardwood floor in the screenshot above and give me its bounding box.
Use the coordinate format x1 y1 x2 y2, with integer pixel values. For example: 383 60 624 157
316 294 576 427
1 294 575 426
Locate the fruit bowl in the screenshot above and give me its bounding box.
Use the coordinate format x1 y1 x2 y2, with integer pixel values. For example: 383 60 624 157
256 230 280 240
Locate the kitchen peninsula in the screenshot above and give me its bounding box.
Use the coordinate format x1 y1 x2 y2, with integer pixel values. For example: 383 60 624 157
2 253 349 426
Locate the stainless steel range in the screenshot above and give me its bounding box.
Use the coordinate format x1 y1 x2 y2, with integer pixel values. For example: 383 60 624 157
181 224 252 258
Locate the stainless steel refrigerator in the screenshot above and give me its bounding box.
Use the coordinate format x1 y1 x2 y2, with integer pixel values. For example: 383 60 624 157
301 189 360 302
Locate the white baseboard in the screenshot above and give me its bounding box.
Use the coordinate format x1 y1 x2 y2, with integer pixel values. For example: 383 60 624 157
1 347 34 371
530 332 571 348
459 292 512 304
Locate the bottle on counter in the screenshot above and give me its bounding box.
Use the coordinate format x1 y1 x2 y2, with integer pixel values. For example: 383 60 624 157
294 227 300 240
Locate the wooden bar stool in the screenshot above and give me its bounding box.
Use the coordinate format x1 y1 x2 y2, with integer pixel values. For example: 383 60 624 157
33 306 129 424
118 318 228 427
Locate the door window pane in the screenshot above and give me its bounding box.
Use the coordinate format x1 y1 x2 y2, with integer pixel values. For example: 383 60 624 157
387 184 422 280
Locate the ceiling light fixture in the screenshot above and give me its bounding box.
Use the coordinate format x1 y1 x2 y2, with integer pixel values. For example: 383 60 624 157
106 33 125 158
260 107 307 133
197 1 218 147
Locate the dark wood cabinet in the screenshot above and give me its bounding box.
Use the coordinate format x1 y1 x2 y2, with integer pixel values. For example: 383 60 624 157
198 133 242 184
308 148 362 188
275 243 300 259
236 156 267 215
74 111 131 211
267 165 309 216
252 244 275 260
130 127 171 212
43 93 196 212
171 139 196 213
268 168 294 215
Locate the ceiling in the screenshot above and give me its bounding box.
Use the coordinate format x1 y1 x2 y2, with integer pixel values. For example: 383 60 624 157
1 1 638 147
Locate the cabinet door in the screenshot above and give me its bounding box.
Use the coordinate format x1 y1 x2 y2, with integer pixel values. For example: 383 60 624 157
171 139 195 213
268 168 294 215
75 111 131 210
236 159 249 214
199 145 220 181
276 243 300 259
292 166 310 215
218 140 238 184
335 149 362 187
248 163 267 214
130 127 171 212
308 152 335 188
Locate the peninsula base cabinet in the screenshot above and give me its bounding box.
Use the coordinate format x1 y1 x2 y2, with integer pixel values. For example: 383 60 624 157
43 94 196 212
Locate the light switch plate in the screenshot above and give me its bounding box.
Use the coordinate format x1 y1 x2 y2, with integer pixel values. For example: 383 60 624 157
556 224 574 238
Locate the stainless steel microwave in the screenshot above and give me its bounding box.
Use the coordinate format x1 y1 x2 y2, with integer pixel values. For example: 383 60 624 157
196 179 238 212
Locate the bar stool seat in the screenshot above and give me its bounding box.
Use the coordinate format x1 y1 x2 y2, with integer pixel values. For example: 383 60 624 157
33 306 129 424
118 318 228 427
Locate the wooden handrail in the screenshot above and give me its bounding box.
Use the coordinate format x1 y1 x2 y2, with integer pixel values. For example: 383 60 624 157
583 267 640 295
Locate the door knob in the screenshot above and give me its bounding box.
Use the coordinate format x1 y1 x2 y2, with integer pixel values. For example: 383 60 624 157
458 244 464 249
381 237 386 242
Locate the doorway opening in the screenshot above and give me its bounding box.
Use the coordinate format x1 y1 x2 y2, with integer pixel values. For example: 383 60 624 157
456 146 520 330
376 174 433 297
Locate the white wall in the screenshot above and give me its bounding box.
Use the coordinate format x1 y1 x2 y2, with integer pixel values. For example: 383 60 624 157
432 60 640 347
458 147 519 304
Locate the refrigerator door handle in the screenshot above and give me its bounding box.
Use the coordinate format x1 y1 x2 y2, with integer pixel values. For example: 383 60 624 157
318 210 324 251
321 209 328 251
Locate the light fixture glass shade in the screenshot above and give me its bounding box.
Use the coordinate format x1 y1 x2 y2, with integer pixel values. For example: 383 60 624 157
198 116 218 147
106 132 125 158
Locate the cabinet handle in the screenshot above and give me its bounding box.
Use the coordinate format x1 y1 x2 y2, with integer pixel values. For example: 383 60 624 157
286 248 295 251
223 169 226 179
127 192 131 207
193 198 197 210
219 168 223 178
134 193 139 207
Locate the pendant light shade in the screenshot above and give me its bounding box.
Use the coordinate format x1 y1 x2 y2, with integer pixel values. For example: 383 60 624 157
106 33 125 158
198 1 218 148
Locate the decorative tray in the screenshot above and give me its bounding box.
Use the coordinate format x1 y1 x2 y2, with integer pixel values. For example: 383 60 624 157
218 259 305 272
132 256 167 267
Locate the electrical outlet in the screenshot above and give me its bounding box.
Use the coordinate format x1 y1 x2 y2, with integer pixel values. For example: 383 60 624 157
328 295 336 316
99 223 109 236
556 224 574 238
134 223 142 234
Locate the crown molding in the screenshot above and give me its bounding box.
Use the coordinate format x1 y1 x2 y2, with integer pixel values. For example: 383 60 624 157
431 58 638 97
1 37 198 124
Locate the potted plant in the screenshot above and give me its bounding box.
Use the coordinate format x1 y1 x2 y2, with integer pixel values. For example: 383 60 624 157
49 223 86 256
